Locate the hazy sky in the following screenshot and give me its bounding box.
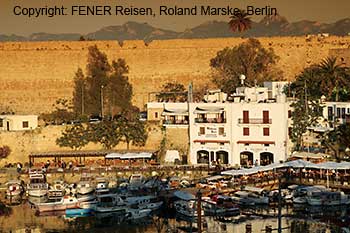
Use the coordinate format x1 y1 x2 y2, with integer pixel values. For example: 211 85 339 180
1 0 350 36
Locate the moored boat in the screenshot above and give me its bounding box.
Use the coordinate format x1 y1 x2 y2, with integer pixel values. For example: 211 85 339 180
35 196 78 212
27 169 49 197
6 180 24 197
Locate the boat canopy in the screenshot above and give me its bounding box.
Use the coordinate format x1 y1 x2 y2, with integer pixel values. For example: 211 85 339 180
105 152 152 159
222 159 350 176
174 191 195 201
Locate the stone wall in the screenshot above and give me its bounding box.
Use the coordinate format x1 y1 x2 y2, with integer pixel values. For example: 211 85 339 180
1 36 350 114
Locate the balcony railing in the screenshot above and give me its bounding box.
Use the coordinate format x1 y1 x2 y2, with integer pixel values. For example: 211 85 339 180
195 118 226 123
163 119 189 125
238 118 272 124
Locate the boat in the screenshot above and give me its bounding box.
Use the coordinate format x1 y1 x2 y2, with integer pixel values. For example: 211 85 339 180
6 180 24 197
242 186 269 205
95 178 109 195
129 174 145 190
231 191 255 206
35 196 78 212
65 207 94 217
77 173 95 195
306 190 350 206
173 191 203 218
48 180 66 200
95 194 126 214
125 195 163 211
202 195 240 217
125 208 152 220
27 169 49 197
292 186 327 205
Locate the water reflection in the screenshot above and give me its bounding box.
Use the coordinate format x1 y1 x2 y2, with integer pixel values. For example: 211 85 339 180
0 199 349 233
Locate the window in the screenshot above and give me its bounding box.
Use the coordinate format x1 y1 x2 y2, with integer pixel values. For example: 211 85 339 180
22 121 29 128
155 112 158 119
263 110 269 123
199 127 205 135
243 111 249 123
219 127 225 136
200 142 205 145
219 142 225 145
288 110 292 118
243 127 249 136
342 108 346 119
0 119 3 128
337 107 341 117
264 144 270 147
263 127 270 136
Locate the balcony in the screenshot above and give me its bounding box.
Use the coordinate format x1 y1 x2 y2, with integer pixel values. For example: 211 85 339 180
195 118 226 124
163 119 189 125
238 118 272 124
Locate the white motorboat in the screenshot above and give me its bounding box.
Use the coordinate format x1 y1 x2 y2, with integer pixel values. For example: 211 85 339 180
35 196 78 212
77 174 95 195
173 190 203 218
306 190 350 206
6 180 24 197
202 195 240 217
27 169 49 197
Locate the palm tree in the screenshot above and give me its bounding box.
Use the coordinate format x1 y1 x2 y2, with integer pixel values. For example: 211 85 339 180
317 57 349 101
228 10 252 33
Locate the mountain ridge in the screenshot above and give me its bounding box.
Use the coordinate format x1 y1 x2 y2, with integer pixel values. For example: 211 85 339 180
1 16 349 42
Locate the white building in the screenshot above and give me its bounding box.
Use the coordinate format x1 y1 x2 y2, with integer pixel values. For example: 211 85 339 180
0 115 38 131
322 101 350 125
147 82 291 167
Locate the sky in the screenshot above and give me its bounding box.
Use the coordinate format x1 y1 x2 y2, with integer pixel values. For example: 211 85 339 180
1 0 350 36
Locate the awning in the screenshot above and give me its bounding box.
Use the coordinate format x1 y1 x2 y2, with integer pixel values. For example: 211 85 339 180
105 152 152 159
193 107 224 114
162 108 188 116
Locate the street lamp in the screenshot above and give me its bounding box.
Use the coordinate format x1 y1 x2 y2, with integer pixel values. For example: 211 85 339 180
101 85 104 119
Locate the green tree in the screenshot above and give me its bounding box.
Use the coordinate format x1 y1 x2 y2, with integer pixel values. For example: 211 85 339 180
85 45 111 116
88 121 121 150
322 123 350 161
228 9 252 33
40 98 75 125
56 123 90 150
210 38 282 93
116 110 148 150
72 68 86 116
107 59 133 115
156 82 187 102
290 96 323 151
317 57 349 101
288 66 323 99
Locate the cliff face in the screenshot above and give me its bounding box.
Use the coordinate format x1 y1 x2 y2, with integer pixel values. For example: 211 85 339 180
0 36 350 114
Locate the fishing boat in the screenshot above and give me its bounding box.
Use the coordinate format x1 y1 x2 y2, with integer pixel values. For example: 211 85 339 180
35 196 78 212
125 195 163 211
202 195 240 217
6 180 24 197
27 169 49 197
95 178 109 195
95 194 126 214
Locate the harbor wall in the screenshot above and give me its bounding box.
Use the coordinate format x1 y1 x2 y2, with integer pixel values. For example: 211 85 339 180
0 36 350 114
